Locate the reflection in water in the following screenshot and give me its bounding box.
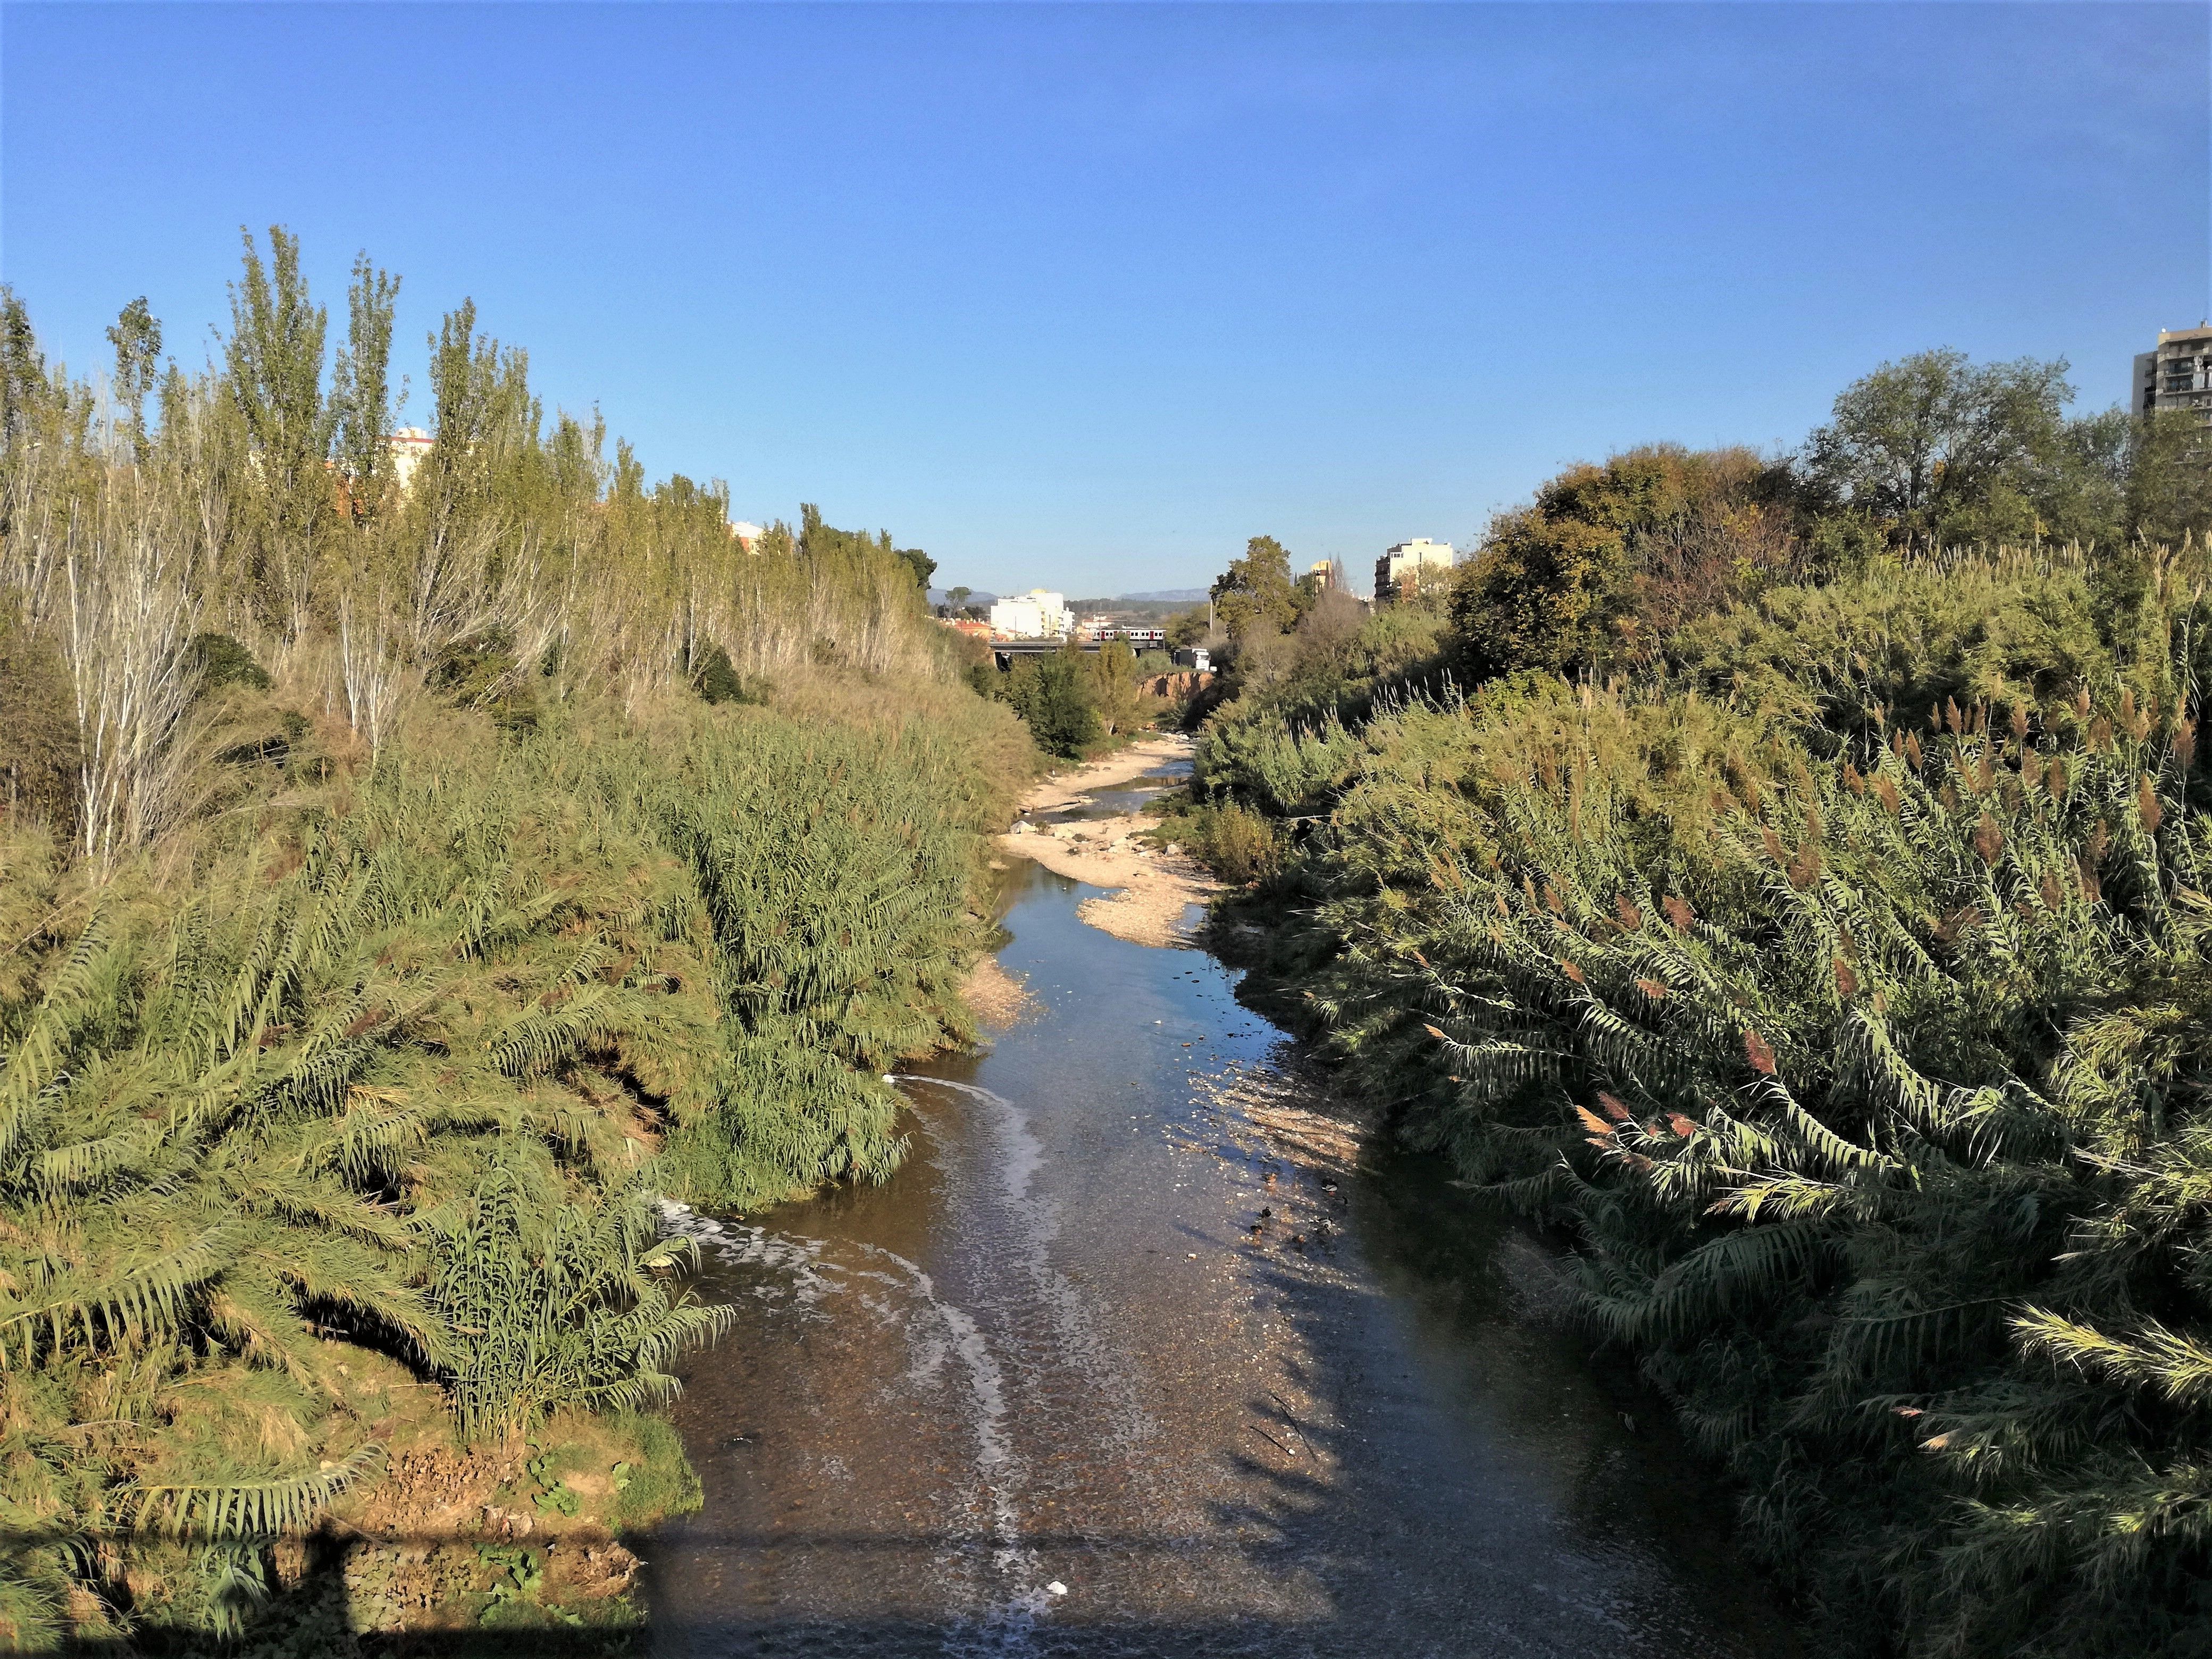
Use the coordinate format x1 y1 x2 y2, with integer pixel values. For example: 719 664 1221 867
1027 765 1188 825
648 844 1792 1657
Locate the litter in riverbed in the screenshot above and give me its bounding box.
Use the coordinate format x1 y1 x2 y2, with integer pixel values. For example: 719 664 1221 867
1047 1581 1067 1597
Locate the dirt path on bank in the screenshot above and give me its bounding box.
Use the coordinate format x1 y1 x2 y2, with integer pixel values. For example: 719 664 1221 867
997 735 1219 948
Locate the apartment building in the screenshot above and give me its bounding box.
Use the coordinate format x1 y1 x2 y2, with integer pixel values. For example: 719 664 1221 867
1373 539 1455 604
2135 324 2212 426
989 589 1075 640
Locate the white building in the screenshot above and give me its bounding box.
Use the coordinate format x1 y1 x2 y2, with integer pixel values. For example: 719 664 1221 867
1373 539 1455 604
990 589 1075 639
730 521 765 552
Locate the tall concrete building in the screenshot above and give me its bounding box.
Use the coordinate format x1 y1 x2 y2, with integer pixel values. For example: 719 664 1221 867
1373 539 1455 604
2135 324 2212 426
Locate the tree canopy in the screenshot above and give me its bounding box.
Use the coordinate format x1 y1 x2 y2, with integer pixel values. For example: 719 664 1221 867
1209 535 1297 642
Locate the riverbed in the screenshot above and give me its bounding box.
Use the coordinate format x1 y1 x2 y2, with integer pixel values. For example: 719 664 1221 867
647 761 1791 1657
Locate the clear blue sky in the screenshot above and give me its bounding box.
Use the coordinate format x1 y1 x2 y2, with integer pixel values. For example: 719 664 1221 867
3 3 2206 597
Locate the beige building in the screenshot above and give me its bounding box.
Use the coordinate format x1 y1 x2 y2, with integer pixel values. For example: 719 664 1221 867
1373 539 1455 604
2135 324 2212 426
387 426 433 492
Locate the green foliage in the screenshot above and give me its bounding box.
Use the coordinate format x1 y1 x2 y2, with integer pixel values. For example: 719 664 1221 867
1204 590 1447 733
1450 444 1795 680
2129 408 2212 549
330 253 401 521
1448 361 2207 698
186 631 272 694
0 734 728 1623
0 284 55 448
0 615 81 832
1197 533 2212 1655
1085 637 1141 735
105 296 163 460
603 1411 702 1532
894 546 936 591
0 230 1036 1648
428 1152 730 1438
1209 535 1297 643
690 643 765 707
1183 801 1281 885
640 711 990 1205
993 643 1102 758
0 686 1016 1638
1800 347 2207 552
1802 349 2080 545
1166 605 1211 649
428 629 541 732
225 227 338 630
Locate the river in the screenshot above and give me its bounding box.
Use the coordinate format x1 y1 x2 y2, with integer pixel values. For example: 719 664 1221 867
647 759 1792 1658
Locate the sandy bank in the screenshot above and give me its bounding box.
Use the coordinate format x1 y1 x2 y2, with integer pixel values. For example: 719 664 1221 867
960 954 1034 1027
998 735 1219 948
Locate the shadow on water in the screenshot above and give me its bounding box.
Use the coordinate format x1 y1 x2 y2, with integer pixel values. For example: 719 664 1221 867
640 835 1800 1658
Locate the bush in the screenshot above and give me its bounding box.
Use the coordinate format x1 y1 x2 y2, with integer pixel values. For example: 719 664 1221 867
691 642 766 707
0 685 1021 1642
0 616 80 832
993 644 1100 758
185 631 272 694
1192 801 1281 886
429 630 540 732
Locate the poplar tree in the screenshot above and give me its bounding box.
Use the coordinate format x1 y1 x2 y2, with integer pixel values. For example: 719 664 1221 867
224 227 335 630
0 285 53 452
104 296 162 461
330 252 400 520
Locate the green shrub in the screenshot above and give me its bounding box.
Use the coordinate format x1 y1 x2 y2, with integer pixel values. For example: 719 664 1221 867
992 645 1101 758
429 630 540 732
1193 801 1281 886
691 642 766 707
185 631 272 694
0 698 997 1637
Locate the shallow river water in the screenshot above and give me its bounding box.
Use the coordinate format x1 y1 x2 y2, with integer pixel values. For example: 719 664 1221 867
647 769 1792 1658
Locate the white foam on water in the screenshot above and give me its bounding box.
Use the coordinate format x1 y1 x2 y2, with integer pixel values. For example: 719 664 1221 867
846 1237 1049 1655
655 1200 848 1314
893 1075 1166 1461
661 1192 1057 1646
